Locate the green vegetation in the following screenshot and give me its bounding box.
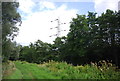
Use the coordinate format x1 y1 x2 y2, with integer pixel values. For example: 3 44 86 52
18 10 120 67
2 2 120 79
3 61 120 79
3 61 60 79
2 2 21 62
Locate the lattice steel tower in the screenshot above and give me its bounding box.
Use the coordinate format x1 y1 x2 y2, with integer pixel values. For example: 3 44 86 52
118 1 120 11
50 17 66 37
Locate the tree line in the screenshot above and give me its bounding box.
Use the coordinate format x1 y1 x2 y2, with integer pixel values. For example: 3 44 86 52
2 2 120 67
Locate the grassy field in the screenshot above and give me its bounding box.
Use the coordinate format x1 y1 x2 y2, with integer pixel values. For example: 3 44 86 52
2 60 120 79
3 61 60 79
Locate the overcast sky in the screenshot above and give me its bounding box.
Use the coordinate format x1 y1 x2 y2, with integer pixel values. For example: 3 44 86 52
14 0 119 46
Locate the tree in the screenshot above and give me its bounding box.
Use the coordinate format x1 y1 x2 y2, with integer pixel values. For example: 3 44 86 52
96 10 120 66
9 42 22 61
19 40 55 64
52 36 67 61
2 2 21 61
19 45 36 63
62 10 120 66
62 15 89 65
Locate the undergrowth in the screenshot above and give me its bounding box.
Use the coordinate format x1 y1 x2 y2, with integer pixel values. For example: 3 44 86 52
39 60 120 79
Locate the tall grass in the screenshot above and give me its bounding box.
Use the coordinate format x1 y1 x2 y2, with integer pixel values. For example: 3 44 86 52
39 60 120 79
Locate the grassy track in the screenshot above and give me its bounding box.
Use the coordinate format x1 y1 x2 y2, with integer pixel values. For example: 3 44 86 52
3 61 60 79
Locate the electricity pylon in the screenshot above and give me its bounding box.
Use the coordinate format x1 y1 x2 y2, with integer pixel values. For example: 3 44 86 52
118 1 120 11
49 17 66 37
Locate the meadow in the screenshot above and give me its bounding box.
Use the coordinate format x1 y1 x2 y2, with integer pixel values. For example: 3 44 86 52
3 60 120 79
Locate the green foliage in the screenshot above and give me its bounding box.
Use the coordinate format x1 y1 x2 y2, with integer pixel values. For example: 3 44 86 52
94 60 120 79
3 61 120 79
19 40 55 63
2 2 21 62
19 38 67 64
61 9 120 66
39 60 120 79
9 42 21 61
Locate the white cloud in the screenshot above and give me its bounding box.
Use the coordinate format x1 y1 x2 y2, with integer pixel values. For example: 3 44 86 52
94 0 119 15
15 1 78 45
18 0 35 13
39 1 56 10
38 0 94 2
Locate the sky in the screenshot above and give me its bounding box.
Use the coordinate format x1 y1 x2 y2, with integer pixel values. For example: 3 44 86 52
14 0 120 46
